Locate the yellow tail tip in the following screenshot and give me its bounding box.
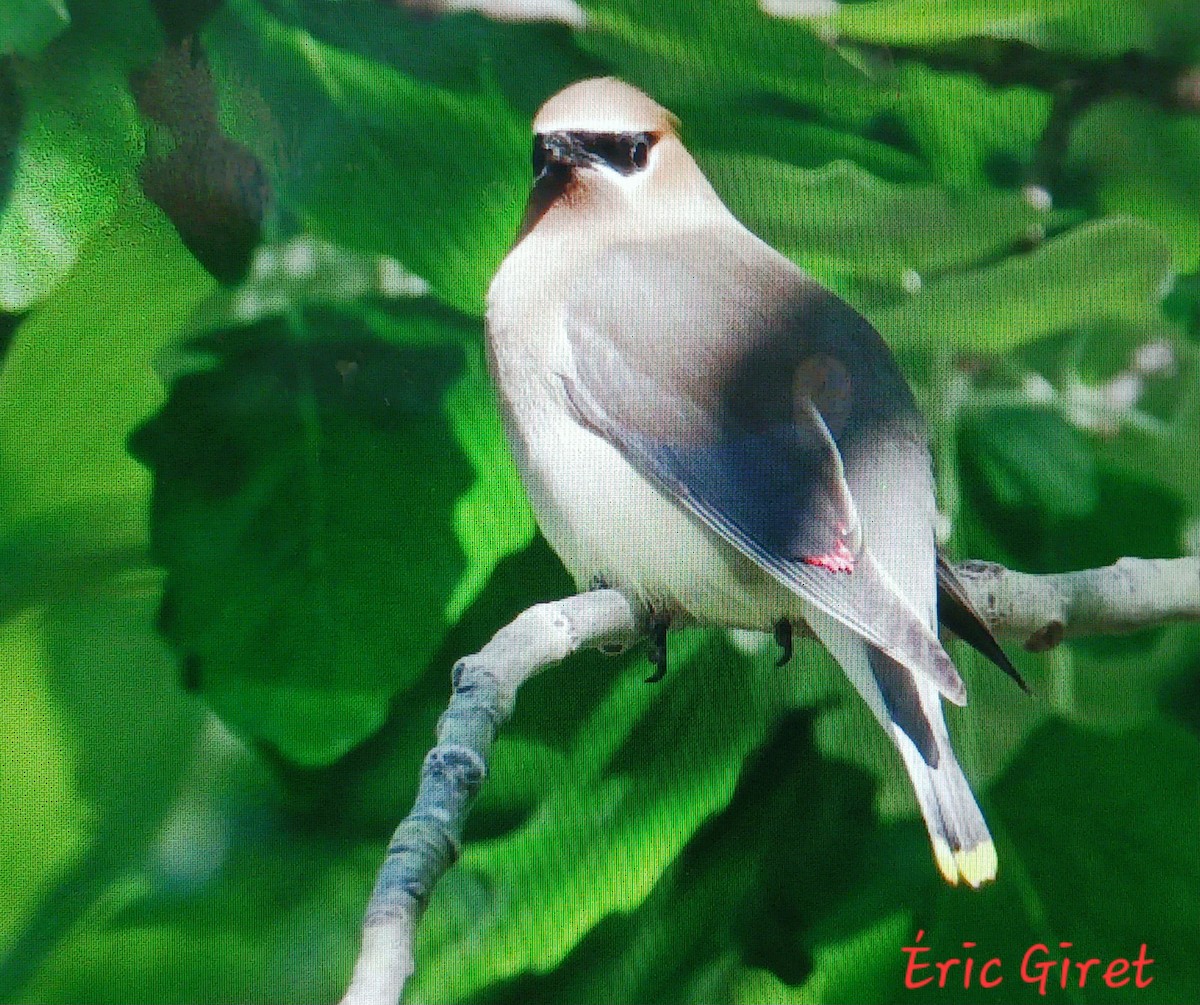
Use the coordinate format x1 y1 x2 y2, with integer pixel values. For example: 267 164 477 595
932 839 997 888
933 839 959 886
957 841 998 888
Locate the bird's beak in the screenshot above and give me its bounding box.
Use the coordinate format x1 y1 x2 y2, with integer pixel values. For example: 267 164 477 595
516 134 580 242
533 133 586 184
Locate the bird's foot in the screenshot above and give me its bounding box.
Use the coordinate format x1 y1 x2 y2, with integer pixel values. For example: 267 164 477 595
645 614 670 683
774 618 793 668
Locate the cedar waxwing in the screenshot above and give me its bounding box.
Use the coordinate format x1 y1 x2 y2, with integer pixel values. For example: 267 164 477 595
485 77 1019 888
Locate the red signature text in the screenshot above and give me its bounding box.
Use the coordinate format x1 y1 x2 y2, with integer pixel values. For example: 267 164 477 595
902 930 1154 994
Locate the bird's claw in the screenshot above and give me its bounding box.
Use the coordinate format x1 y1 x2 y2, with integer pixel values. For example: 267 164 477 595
645 615 670 682
774 618 793 668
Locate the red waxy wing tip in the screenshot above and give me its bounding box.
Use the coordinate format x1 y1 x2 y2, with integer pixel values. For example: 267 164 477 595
802 539 856 574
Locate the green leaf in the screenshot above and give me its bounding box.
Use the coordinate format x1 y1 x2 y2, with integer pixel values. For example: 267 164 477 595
1092 342 1200 510
443 343 536 622
886 64 1050 188
203 0 529 316
245 0 596 117
130 299 476 766
584 3 1050 187
410 630 786 1001
0 192 213 536
0 607 92 959
20 807 373 1005
580 0 871 113
471 699 898 1005
877 217 1174 353
908 720 1200 1004
0 586 204 1001
0 0 70 57
964 407 1099 517
0 0 161 310
701 158 1050 297
689 101 929 184
716 913 913 1005
831 0 1200 59
0 189 213 1000
1069 98 1200 274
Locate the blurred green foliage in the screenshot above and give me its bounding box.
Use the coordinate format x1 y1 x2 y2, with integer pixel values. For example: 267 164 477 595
1 0 1199 1003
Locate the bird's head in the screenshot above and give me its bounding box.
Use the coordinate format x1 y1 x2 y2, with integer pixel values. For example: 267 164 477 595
519 78 705 237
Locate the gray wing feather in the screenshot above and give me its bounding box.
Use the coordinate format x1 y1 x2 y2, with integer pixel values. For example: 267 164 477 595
561 228 966 705
936 554 1028 691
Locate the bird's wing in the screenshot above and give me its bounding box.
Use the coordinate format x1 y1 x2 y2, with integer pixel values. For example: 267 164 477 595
936 554 1028 691
560 226 966 705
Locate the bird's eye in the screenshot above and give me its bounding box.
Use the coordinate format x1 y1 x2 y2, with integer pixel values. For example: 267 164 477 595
563 131 657 175
628 136 650 170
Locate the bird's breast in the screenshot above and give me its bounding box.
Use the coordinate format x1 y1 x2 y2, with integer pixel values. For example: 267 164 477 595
485 246 804 630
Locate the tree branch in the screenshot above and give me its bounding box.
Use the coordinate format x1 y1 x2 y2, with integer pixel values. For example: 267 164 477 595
338 554 1199 1005
952 556 1200 652
338 590 642 1005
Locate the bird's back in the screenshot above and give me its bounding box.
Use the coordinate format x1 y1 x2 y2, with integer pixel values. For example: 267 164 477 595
562 223 939 624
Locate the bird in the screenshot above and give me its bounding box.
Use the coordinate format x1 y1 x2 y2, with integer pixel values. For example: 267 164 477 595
485 76 1021 888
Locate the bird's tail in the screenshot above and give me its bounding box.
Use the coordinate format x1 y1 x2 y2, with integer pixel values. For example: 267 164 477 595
808 611 996 887
889 702 997 887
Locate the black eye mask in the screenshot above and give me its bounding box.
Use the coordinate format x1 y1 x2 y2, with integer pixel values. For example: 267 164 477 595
533 130 658 177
